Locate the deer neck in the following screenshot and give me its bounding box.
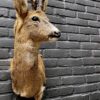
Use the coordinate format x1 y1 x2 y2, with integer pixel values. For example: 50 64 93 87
14 39 40 70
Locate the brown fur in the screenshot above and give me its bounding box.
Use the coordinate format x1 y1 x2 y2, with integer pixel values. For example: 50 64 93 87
10 0 60 100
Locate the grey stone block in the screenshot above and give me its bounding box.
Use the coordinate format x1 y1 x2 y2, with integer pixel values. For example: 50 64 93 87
40 42 56 49
44 58 58 68
61 86 74 96
43 49 69 58
0 60 10 66
0 18 14 28
0 94 13 100
57 58 82 67
69 50 91 58
57 41 80 49
0 0 13 8
62 95 89 100
61 76 86 85
65 0 75 3
46 7 54 15
78 12 97 21
76 0 95 7
46 67 72 77
0 28 9 37
81 42 100 50
0 38 14 48
86 74 100 83
87 6 100 15
0 66 9 70
0 70 10 81
95 66 100 73
46 77 61 88
48 15 66 24
57 25 79 33
45 88 62 98
65 3 85 12
66 18 88 26
68 34 90 42
0 81 12 93
0 49 9 59
79 27 99 35
55 9 76 18
46 86 73 98
95 2 100 8
72 66 95 75
9 9 16 18
0 8 8 17
75 4 85 12
73 84 97 94
91 35 100 43
8 29 14 37
88 20 100 28
89 92 100 100
48 0 64 8
92 50 100 57
83 57 100 65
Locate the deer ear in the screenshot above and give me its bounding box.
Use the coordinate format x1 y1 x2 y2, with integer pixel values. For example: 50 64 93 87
13 0 28 19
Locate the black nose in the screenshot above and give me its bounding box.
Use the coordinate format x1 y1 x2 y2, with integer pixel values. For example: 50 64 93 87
54 31 61 38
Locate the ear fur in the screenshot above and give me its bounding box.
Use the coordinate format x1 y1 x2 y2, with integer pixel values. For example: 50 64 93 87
13 0 28 19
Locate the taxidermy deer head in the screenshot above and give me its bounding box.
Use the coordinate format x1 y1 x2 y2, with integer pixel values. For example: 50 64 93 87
10 0 61 100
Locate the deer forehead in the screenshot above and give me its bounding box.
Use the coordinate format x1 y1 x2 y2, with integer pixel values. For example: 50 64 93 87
27 10 49 20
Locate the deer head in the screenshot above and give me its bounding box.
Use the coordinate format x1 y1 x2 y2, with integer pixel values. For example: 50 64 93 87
13 0 61 43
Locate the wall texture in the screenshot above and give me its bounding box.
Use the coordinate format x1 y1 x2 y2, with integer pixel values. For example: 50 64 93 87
1 0 100 100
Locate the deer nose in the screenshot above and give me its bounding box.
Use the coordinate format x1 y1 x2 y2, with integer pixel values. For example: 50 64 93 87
54 31 61 38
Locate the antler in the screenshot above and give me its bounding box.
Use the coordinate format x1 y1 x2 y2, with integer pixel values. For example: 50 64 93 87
42 0 48 11
31 0 48 11
34 0 42 10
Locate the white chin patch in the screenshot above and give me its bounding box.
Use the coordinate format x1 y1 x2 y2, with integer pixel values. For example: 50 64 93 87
49 37 58 42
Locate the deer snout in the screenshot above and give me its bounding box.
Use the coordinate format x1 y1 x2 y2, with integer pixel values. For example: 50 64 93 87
49 31 61 38
54 31 61 38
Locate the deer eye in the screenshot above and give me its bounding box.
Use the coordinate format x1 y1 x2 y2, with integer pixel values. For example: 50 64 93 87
32 16 40 21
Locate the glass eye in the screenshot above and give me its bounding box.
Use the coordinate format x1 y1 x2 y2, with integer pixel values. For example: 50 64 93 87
32 16 40 21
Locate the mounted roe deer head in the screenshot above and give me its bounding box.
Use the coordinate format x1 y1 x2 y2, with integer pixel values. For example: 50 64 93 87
10 0 61 100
